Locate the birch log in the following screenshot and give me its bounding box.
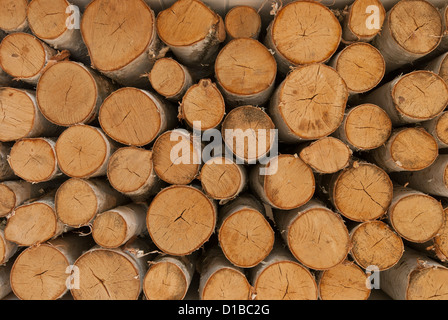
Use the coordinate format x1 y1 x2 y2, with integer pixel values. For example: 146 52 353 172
425 52 448 84
0 66 12 87
0 221 17 265
0 0 29 33
421 112 448 148
224 6 261 41
0 256 14 299
0 142 16 182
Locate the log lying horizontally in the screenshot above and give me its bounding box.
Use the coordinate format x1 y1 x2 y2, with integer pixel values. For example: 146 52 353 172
0 0 29 33
422 111 448 148
224 6 261 41
0 222 17 265
0 143 16 182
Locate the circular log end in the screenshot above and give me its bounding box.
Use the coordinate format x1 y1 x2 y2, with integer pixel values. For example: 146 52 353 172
28 0 70 40
225 6 261 40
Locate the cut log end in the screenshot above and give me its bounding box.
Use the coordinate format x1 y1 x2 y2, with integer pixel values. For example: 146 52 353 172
202 267 251 300
0 184 16 217
92 211 128 249
345 0 385 41
143 260 188 300
434 112 448 146
407 267 448 300
438 54 448 83
0 0 28 32
27 0 71 41
434 208 448 261
224 6 261 40
149 58 188 99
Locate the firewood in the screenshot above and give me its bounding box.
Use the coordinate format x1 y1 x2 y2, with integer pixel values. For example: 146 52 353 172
0 143 16 182
425 52 448 84
224 6 261 41
0 256 14 300
0 222 17 265
422 111 448 148
0 0 28 33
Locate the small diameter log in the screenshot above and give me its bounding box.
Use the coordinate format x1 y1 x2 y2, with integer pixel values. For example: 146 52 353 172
274 200 350 270
55 178 128 227
199 157 247 202
250 243 318 300
146 185 217 256
72 238 153 300
27 0 89 64
250 154 315 210
316 260 370 300
269 64 348 143
156 0 226 67
349 220 404 271
372 0 443 72
425 52 448 84
149 58 193 101
10 232 95 300
422 111 448 148
179 79 225 131
298 137 352 174
264 1 341 74
0 33 58 85
198 247 251 300
8 138 60 183
152 130 201 185
0 143 16 181
107 147 162 202
37 61 115 127
92 203 148 249
0 223 17 265
0 88 59 142
333 104 392 151
0 257 14 300
362 71 448 126
341 0 386 43
99 87 177 147
4 191 68 246
370 127 438 173
0 0 28 33
217 194 274 268
215 38 276 106
224 6 261 41
55 125 118 179
387 186 444 243
221 105 275 163
81 0 166 87
380 247 448 300
328 43 385 95
143 255 195 300
320 161 393 222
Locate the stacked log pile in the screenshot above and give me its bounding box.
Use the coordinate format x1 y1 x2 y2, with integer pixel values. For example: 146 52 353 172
1 0 448 301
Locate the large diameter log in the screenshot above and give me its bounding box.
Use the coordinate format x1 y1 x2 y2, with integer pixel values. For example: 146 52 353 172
99 87 177 147
387 186 444 243
422 111 448 148
370 127 438 173
250 243 318 300
264 1 341 74
333 104 392 151
380 247 448 300
274 200 350 270
72 238 153 300
319 161 393 222
215 38 276 106
0 33 58 85
143 255 195 300
55 178 128 227
250 154 315 210
156 0 226 67
4 191 68 246
269 64 348 143
10 232 95 300
0 88 60 142
372 0 443 72
224 6 261 41
217 194 274 268
81 0 166 87
341 0 386 43
179 79 225 131
328 43 385 94
107 147 163 202
0 0 28 33
146 185 217 256
198 247 251 300
27 0 89 64
349 220 404 271
297 137 352 174
37 61 115 127
0 143 16 181
316 260 370 300
92 203 148 249
361 71 448 125
9 138 61 183
55 125 118 179
221 106 276 163
0 224 17 265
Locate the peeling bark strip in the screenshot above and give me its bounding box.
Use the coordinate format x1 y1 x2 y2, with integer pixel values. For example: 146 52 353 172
81 0 166 87
372 0 443 72
0 0 29 33
264 1 341 74
27 0 89 64
10 232 95 300
156 0 226 67
274 199 350 271
380 247 448 300
387 186 444 243
349 220 404 271
224 6 261 41
37 61 115 127
269 64 348 143
250 242 318 300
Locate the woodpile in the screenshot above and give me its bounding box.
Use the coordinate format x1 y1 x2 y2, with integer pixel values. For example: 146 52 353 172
2 0 448 301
